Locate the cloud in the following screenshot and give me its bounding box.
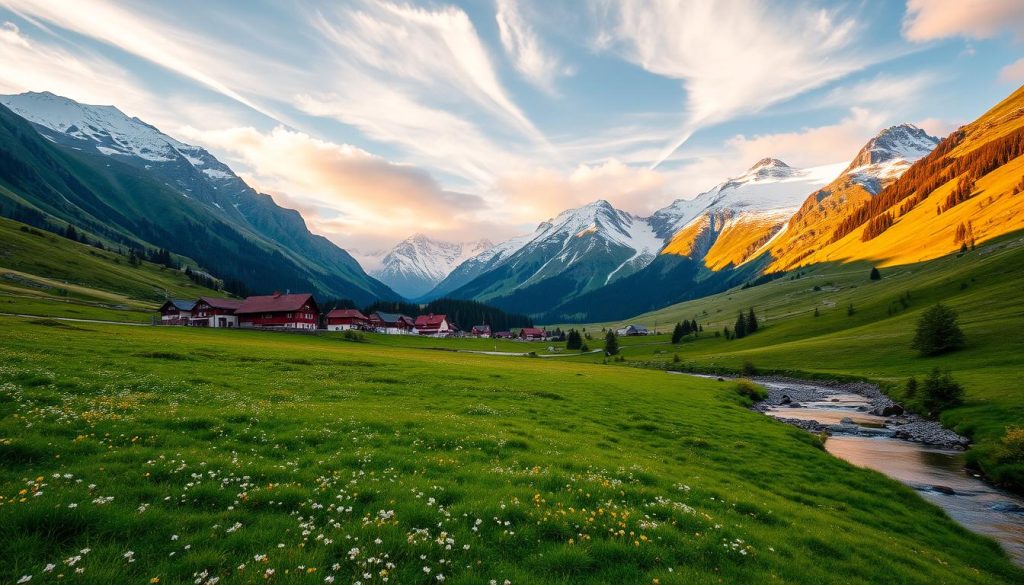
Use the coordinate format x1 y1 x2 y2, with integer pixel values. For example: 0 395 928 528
595 0 871 168
495 0 568 94
999 57 1024 84
903 0 1024 42
178 126 490 250
820 72 937 110
725 108 887 169
914 117 961 139
0 0 281 121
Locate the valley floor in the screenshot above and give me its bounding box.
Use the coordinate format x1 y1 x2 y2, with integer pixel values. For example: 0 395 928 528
0 318 1021 584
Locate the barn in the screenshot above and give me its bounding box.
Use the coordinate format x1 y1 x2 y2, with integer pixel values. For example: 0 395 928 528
326 309 369 331
158 299 196 325
235 292 320 330
191 297 243 328
414 314 454 336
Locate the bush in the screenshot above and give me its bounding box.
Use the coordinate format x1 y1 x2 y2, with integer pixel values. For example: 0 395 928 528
604 331 619 356
911 304 965 356
741 360 758 376
998 427 1024 463
733 379 767 402
870 267 881 280
919 368 965 417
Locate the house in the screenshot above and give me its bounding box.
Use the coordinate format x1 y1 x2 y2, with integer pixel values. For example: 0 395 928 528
616 324 649 336
368 312 414 334
325 309 368 331
470 324 491 338
493 331 513 339
190 297 243 328
235 292 320 330
519 327 547 341
414 313 454 336
158 299 195 325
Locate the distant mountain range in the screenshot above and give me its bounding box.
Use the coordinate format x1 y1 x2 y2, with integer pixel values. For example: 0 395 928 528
0 91 398 304
371 234 492 299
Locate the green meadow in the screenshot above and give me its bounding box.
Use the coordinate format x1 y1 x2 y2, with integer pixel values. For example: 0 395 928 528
1 318 1021 584
561 232 1024 490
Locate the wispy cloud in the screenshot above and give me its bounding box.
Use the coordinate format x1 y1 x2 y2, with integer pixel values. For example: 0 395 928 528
594 0 873 169
495 0 569 95
903 0 1024 42
999 58 1024 84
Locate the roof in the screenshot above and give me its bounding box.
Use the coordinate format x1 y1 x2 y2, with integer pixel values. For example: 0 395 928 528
414 314 447 327
198 296 243 310
235 293 317 315
161 299 195 312
371 312 410 325
326 309 367 320
520 327 546 336
472 324 491 331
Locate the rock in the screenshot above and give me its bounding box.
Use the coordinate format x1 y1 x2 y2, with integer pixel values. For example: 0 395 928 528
781 394 792 404
932 485 956 495
789 402 802 408
840 417 854 425
871 404 905 416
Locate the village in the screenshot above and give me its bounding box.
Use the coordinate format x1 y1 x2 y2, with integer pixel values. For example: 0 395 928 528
158 291 655 340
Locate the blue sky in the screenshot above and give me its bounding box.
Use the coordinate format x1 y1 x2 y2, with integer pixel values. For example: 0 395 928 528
0 0 1022 264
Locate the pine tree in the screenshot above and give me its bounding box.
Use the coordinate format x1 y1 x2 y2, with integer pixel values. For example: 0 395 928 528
912 304 966 356
566 329 582 350
723 326 732 340
64 224 78 241
746 308 758 334
604 330 620 356
671 322 684 345
734 312 747 339
813 306 820 317
870 267 881 281
690 319 698 333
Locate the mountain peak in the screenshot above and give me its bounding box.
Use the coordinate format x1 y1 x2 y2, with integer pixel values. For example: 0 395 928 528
749 158 790 172
848 124 939 168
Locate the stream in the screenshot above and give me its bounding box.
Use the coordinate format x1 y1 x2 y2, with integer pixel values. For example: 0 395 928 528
757 378 1024 566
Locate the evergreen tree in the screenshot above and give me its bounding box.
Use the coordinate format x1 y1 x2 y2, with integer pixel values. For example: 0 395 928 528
566 329 582 350
813 306 820 317
671 322 684 345
734 312 747 339
690 319 698 333
604 330 620 356
723 326 732 340
870 267 881 280
64 224 78 241
847 303 855 316
911 304 966 356
746 308 759 334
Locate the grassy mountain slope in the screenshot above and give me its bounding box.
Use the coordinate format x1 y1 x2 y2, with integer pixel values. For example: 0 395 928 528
564 231 1024 490
0 318 1020 583
0 216 217 322
774 85 1024 270
0 103 396 304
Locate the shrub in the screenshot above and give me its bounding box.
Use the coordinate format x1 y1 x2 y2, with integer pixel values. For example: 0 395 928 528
911 304 965 356
870 267 881 280
998 427 1024 463
604 331 619 356
920 368 965 417
741 360 758 376
733 379 767 402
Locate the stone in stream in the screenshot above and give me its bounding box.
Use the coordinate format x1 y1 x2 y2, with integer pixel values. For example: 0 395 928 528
871 404 905 416
932 485 956 495
781 394 792 404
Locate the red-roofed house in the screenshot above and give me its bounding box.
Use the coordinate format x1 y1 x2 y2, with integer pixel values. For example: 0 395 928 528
368 312 415 334
190 297 243 328
326 309 368 331
414 313 453 336
235 292 320 330
519 327 547 341
470 324 491 338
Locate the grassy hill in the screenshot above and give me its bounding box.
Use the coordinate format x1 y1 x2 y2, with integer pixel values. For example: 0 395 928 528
1 318 1021 584
560 230 1024 489
0 216 218 322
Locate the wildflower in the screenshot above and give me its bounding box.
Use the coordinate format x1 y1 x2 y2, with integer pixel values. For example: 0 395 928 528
43 565 55 573
150 579 160 584
17 576 31 584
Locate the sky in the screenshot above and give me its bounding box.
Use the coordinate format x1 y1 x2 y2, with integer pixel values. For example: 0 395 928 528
0 0 1022 270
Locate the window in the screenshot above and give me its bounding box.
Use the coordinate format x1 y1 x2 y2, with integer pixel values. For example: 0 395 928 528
287 313 293 318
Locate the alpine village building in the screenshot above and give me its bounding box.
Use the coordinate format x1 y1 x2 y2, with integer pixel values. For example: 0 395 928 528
325 309 369 331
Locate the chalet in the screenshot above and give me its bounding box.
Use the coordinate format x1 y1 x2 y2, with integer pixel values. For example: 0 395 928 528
493 331 513 339
325 309 369 331
158 299 196 325
414 313 454 336
470 324 491 338
519 327 547 341
235 292 319 330
368 312 415 334
617 324 649 336
191 297 243 328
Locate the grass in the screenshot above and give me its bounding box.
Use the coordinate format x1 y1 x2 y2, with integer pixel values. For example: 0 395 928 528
0 216 221 322
0 317 1021 584
555 231 1024 490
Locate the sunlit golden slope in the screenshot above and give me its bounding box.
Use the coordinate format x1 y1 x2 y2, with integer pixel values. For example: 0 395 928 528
661 209 789 270
775 84 1024 269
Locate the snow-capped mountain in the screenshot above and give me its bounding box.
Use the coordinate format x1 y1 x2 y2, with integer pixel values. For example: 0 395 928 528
0 91 398 303
433 200 662 311
651 158 846 270
372 234 493 299
766 124 939 272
